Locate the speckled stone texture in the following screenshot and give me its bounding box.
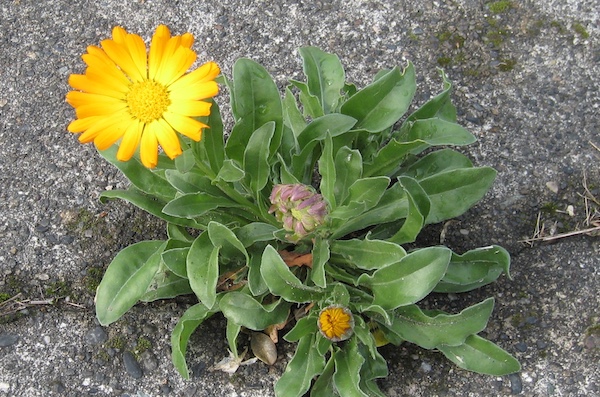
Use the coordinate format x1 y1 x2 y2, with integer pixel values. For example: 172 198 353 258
0 1 598 396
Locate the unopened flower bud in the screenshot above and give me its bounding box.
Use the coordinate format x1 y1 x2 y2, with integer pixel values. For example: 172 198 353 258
269 184 328 242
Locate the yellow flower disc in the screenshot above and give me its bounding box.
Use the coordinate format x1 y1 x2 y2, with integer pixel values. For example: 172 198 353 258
318 305 354 342
126 81 170 123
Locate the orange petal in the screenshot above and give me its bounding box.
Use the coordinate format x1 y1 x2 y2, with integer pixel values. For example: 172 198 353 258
117 119 143 161
75 100 127 119
101 38 145 82
153 119 183 159
67 116 103 133
168 62 220 92
168 99 212 117
181 32 194 48
94 118 130 150
169 80 219 101
77 112 128 143
162 112 206 141
68 74 126 98
124 33 148 80
66 91 124 108
140 125 159 168
149 25 171 80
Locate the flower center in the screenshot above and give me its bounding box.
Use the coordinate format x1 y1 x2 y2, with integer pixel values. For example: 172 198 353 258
126 81 170 123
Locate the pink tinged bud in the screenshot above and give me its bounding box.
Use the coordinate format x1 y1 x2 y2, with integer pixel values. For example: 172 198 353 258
268 183 328 242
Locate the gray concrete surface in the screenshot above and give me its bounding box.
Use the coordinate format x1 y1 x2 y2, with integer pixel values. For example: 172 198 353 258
0 0 598 396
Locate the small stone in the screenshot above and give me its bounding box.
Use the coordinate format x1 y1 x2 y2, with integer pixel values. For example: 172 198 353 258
36 273 50 281
0 334 19 347
515 342 527 352
123 351 143 379
139 351 158 372
0 382 10 393
182 386 197 397
545 181 559 193
420 361 432 373
509 372 523 394
583 334 598 350
160 384 172 395
85 326 108 345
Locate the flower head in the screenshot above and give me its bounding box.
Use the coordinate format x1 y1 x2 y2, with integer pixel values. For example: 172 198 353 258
66 25 220 168
318 305 354 342
269 184 328 242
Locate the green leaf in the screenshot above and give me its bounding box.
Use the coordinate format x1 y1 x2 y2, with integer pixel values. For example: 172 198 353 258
330 176 390 219
247 251 268 296
140 271 193 302
282 87 306 138
208 221 249 263
95 241 165 326
334 147 363 204
387 176 430 244
296 114 357 148
383 298 495 349
261 245 325 303
299 47 346 114
420 167 497 224
330 239 406 270
226 58 283 163
161 247 189 278
435 245 511 293
398 148 473 180
333 338 368 397
200 99 225 173
164 169 226 196
216 159 245 183
283 314 318 342
438 334 521 375
235 222 278 247
100 189 204 228
162 193 243 220
187 233 220 309
243 121 276 193
404 118 476 146
330 183 408 239
357 343 388 397
341 63 416 132
362 139 429 178
289 80 325 119
220 292 290 331
318 132 336 207
405 68 456 123
167 223 195 243
358 247 451 310
310 354 336 397
311 237 329 288
171 302 219 379
99 145 177 201
174 149 195 173
275 333 326 397
226 320 242 358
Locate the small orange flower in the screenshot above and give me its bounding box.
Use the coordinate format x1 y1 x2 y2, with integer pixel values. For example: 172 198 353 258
66 25 220 168
318 305 354 342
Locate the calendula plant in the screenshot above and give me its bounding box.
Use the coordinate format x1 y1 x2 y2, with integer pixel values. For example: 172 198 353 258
67 25 520 397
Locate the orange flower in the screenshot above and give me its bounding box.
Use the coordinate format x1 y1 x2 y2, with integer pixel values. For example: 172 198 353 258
66 25 220 168
318 305 354 342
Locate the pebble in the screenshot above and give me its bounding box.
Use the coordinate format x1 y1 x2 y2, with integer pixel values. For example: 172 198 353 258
85 326 108 345
139 351 158 372
160 384 172 395
0 334 19 347
509 373 523 394
123 351 143 379
515 342 527 352
0 382 9 393
420 361 432 373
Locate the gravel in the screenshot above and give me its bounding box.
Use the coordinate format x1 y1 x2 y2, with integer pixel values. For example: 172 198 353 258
1 0 598 396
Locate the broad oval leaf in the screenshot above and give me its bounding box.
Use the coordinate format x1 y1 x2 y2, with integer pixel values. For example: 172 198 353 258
386 176 431 245
434 245 511 293
420 167 497 224
95 240 166 326
334 147 363 204
438 334 521 376
330 239 406 270
384 298 495 349
219 292 290 331
357 246 451 310
171 302 220 379
330 176 390 220
404 117 476 146
235 222 278 247
333 338 368 397
275 333 326 397
341 63 416 133
187 232 220 309
162 192 243 219
261 245 325 303
299 46 346 114
398 148 473 180
140 271 193 302
243 121 276 192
